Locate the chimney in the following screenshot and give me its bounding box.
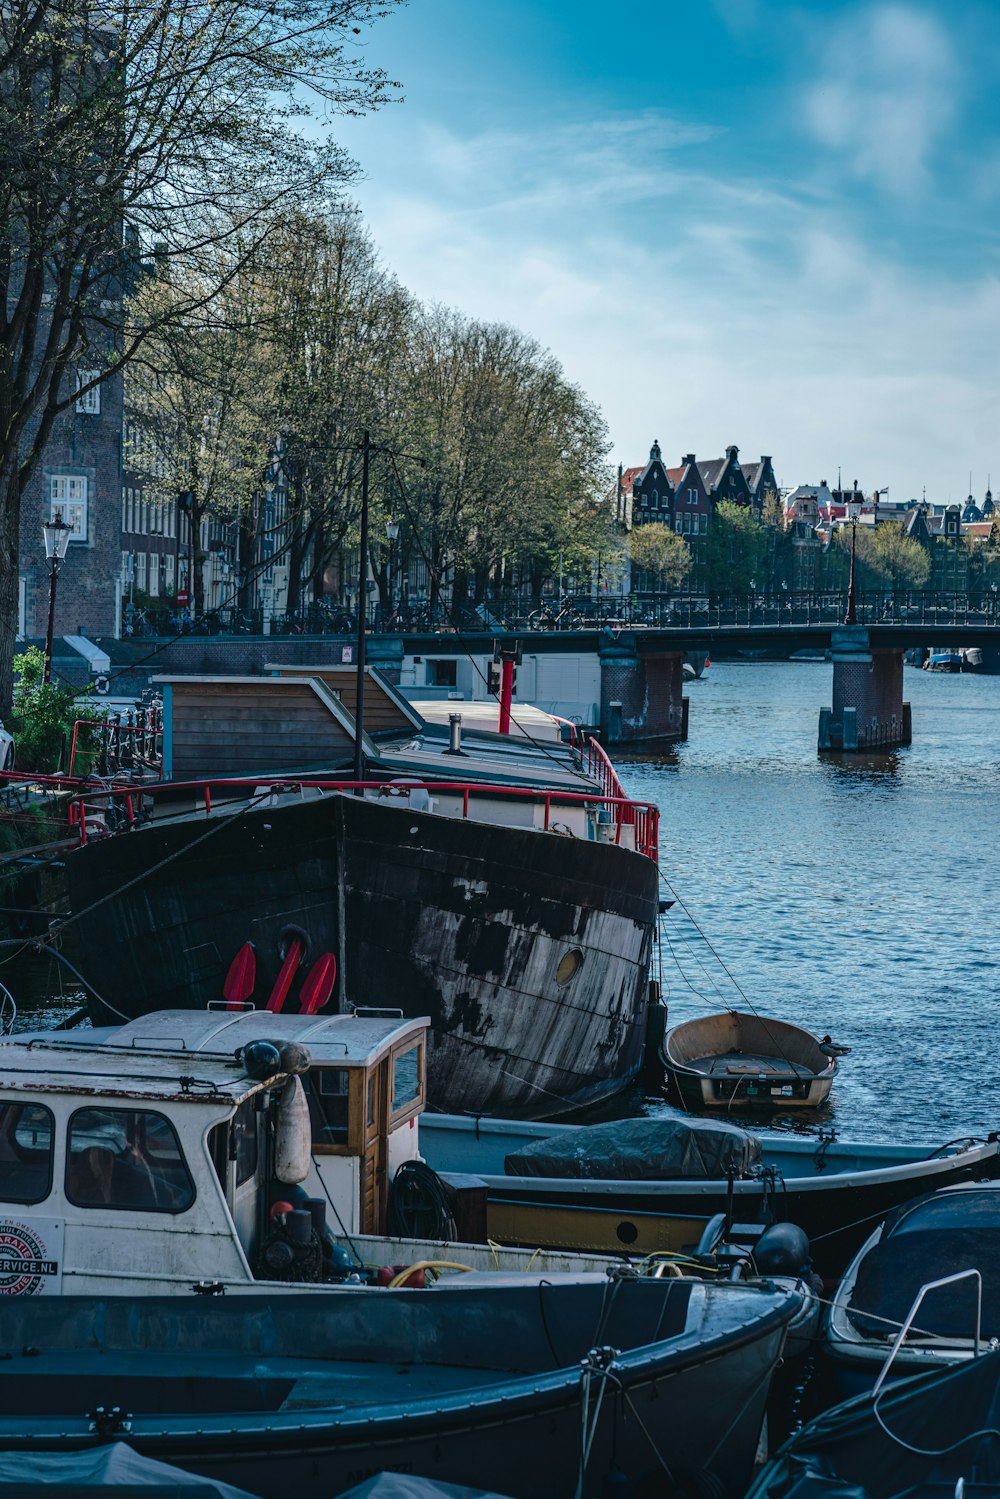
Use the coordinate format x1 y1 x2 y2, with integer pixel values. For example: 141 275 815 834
726 444 739 459
683 454 696 465
444 713 466 756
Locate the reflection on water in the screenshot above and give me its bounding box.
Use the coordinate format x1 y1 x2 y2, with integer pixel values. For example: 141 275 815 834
620 661 1000 1144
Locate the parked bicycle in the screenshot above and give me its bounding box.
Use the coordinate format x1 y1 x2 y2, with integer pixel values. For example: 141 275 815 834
527 599 586 631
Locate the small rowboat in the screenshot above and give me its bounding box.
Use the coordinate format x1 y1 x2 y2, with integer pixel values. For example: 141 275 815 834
663 1011 841 1109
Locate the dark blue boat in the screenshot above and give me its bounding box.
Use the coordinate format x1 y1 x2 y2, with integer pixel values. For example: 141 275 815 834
0 1278 800 1499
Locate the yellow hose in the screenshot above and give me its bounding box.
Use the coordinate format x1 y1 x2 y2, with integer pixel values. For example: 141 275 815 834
386 1260 475 1289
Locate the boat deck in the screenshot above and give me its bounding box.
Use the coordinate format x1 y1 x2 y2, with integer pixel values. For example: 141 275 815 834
687 1052 815 1080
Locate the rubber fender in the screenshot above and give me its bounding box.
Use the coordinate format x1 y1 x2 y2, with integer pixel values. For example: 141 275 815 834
274 1075 311 1184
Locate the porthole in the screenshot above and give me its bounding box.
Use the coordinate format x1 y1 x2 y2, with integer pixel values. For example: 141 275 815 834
555 948 583 986
616 1221 638 1246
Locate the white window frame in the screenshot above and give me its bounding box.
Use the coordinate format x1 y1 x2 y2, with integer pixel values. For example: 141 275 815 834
48 474 88 542
688 487 698 505
164 553 175 593
149 552 160 597
75 370 101 416
136 552 147 591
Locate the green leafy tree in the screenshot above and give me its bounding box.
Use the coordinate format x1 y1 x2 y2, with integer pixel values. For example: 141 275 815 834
0 0 403 715
627 523 692 589
9 646 90 772
852 522 931 591
703 500 770 595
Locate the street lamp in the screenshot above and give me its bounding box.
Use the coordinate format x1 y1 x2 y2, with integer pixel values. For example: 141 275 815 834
42 511 72 684
844 485 863 625
385 518 399 617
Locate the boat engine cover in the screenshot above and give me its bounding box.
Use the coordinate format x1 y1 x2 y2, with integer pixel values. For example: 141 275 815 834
754 1221 811 1277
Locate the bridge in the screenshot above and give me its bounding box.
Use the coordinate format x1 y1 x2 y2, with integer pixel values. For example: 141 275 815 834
104 591 1000 754
374 591 998 754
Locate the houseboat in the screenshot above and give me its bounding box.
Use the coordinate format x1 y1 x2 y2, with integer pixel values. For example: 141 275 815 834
59 668 662 1119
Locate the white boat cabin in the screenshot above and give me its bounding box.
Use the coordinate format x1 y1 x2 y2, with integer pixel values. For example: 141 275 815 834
0 1012 605 1297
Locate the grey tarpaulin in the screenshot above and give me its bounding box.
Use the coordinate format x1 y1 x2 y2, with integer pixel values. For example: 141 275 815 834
0 1442 260 1496
504 1116 762 1180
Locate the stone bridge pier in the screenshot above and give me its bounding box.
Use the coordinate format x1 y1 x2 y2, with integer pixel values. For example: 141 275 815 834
600 635 688 746
818 626 911 752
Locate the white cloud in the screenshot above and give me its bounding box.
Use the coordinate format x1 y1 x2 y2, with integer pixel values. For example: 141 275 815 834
345 108 1000 502
803 5 958 195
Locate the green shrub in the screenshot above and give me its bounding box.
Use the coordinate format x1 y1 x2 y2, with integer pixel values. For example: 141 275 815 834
9 646 101 774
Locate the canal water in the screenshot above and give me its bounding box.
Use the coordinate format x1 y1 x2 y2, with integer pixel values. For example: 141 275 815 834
618 660 1000 1144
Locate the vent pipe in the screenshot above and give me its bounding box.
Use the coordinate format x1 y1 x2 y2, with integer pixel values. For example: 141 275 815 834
444 712 466 756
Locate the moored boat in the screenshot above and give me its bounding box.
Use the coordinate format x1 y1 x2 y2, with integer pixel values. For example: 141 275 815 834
56 669 662 1119
0 1278 802 1499
748 1349 1000 1499
824 1181 1000 1398
418 1113 1000 1279
663 1011 842 1109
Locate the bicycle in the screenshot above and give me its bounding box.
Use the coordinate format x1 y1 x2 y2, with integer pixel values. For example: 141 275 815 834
528 601 585 631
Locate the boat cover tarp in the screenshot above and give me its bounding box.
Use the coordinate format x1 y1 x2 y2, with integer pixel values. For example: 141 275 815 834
749 1352 1000 1499
847 1225 1000 1338
0 1442 259 1496
503 1117 762 1180
343 1477 516 1499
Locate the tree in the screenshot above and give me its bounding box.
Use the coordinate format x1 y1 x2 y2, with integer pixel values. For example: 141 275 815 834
0 0 403 713
627 523 692 590
854 522 931 591
703 500 770 595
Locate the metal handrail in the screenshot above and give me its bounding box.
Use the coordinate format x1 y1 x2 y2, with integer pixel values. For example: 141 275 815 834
872 1268 983 1396
4 771 660 862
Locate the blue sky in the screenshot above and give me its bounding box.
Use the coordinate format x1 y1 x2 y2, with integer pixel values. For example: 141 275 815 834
332 1 1000 502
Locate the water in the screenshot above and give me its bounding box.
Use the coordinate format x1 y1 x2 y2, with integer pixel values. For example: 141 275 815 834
618 660 1000 1144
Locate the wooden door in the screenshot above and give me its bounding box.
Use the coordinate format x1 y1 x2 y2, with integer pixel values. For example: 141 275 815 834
360 1061 389 1234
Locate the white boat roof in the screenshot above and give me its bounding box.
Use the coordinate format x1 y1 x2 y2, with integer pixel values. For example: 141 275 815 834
0 1036 276 1106
48 1009 429 1070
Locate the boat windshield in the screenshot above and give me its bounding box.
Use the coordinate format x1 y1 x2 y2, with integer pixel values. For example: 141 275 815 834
0 1103 54 1204
65 1108 195 1213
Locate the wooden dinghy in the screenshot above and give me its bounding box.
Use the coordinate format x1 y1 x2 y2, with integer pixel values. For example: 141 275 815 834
663 1011 841 1109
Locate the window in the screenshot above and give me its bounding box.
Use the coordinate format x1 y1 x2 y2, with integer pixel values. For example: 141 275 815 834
75 370 100 415
164 554 175 593
688 488 698 506
136 552 147 590
49 475 88 542
691 514 700 536
66 1107 194 1212
303 1069 349 1147
0 1103 54 1204
149 553 159 597
391 1045 422 1116
675 517 683 534
683 512 691 533
230 1097 258 1187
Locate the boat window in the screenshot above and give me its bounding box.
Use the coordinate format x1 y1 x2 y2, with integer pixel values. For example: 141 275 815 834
391 1044 422 1117
890 1189 1000 1238
0 1103 54 1204
555 948 583 985
302 1069 349 1147
66 1108 195 1213
231 1098 258 1188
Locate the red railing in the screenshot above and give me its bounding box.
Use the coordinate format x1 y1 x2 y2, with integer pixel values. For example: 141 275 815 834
68 711 164 779
34 774 659 862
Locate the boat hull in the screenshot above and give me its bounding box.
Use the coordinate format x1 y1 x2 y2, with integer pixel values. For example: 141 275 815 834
65 793 659 1119
663 1011 837 1110
0 1281 799 1499
419 1117 1000 1278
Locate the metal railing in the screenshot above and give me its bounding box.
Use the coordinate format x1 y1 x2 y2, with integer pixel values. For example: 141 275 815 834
117 590 1000 640
68 705 164 779
41 774 660 861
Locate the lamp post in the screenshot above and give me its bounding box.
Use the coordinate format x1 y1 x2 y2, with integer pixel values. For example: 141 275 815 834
385 517 399 618
844 486 863 625
42 511 72 685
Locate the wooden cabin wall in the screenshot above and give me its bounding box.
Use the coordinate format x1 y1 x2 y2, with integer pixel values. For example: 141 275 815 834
269 666 415 735
168 681 354 778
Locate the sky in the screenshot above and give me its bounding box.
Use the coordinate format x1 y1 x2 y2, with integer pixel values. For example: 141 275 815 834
330 0 1000 504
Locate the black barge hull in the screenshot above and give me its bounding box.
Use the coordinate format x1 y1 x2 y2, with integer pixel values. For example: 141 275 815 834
66 793 659 1118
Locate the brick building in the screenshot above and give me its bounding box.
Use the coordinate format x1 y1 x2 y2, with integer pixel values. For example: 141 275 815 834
18 363 125 643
